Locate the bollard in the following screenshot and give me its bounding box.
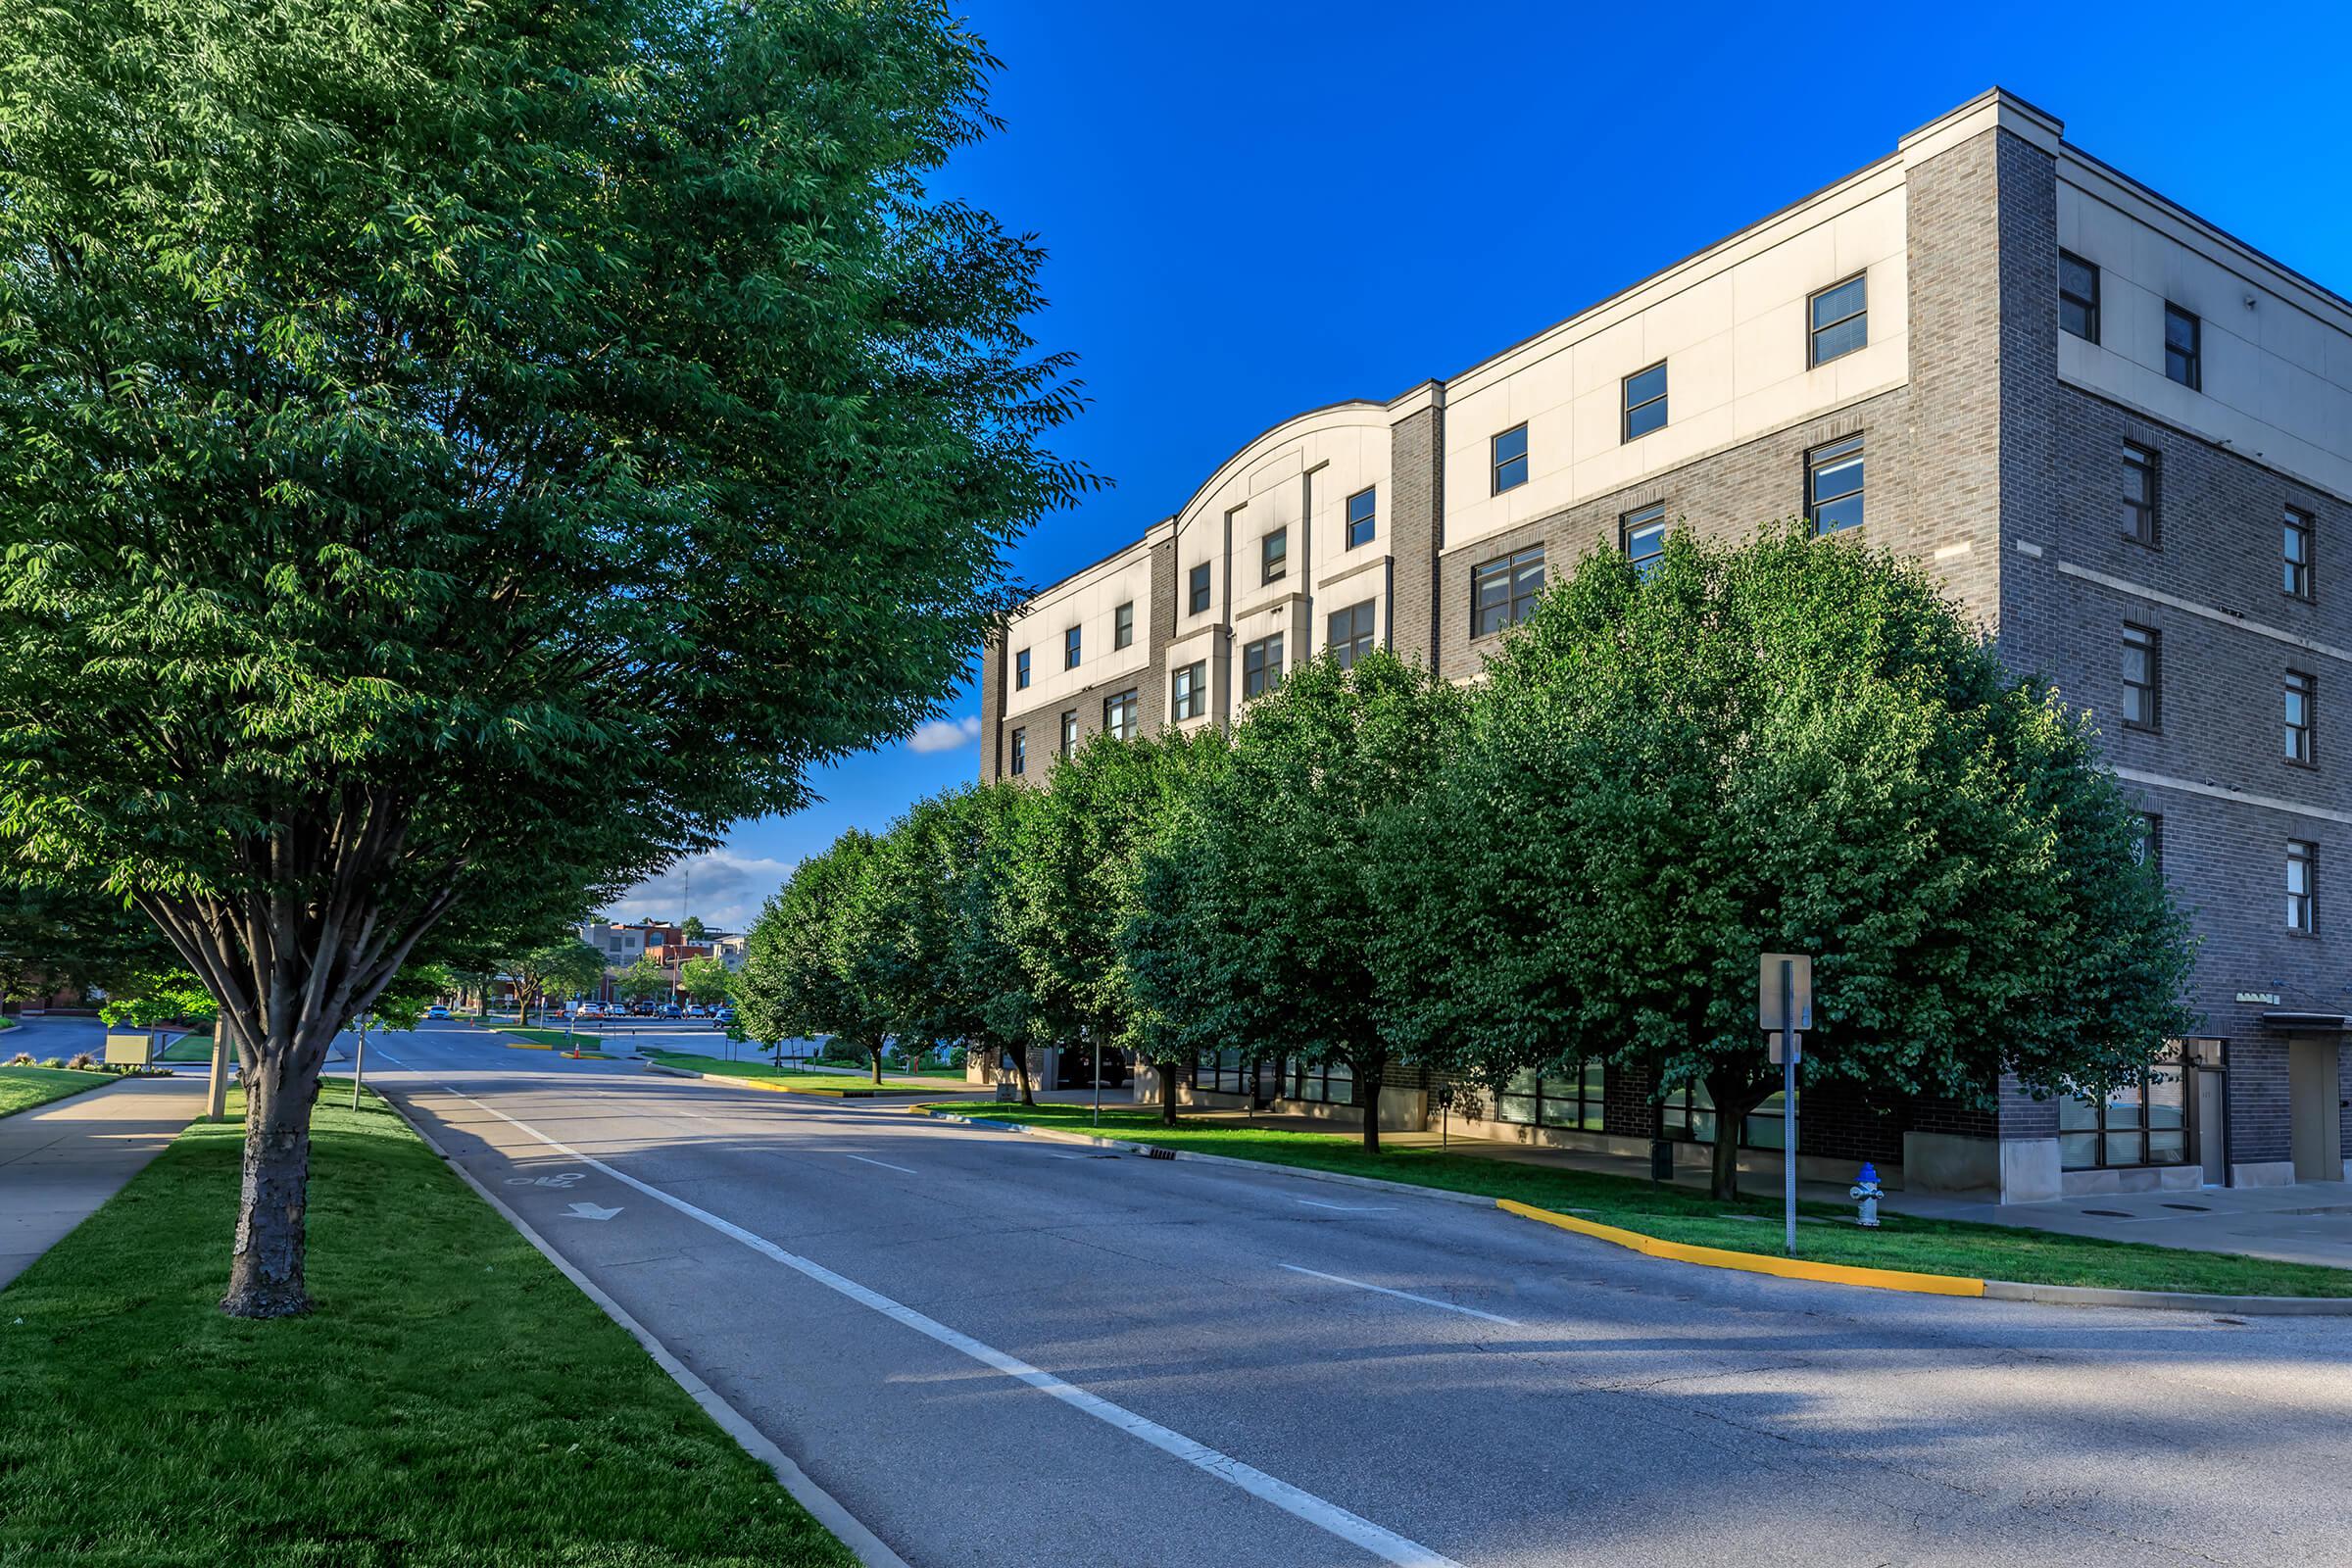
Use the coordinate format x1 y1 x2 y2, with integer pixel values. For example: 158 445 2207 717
1848 1161 1883 1228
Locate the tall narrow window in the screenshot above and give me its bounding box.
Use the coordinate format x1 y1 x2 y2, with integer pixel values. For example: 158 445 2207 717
1243 634 1284 699
2123 442 2159 546
1346 487 1377 550
1808 274 1868 365
1327 601 1376 668
1170 661 1208 721
1009 728 1027 777
2122 623 2160 732
2284 507 2314 600
1063 625 1081 669
2134 813 2163 875
1103 688 1139 742
1114 601 1135 650
2059 251 2100 342
1014 649 1031 690
1492 424 1529 493
1058 710 1078 758
2164 304 2201 390
1188 562 1211 615
2287 840 2316 932
1471 548 1545 637
1622 504 1668 579
1261 527 1288 585
1621 363 1668 441
2286 669 2316 766
1805 435 1865 534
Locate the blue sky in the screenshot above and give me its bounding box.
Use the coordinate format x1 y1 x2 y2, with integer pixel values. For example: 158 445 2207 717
608 0 2352 930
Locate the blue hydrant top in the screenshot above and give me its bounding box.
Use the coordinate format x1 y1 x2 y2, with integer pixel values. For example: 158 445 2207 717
1857 1161 1878 1186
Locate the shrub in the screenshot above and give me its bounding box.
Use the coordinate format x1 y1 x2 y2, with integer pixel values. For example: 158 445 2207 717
67 1053 98 1070
40 1056 65 1068
7 1052 31 1066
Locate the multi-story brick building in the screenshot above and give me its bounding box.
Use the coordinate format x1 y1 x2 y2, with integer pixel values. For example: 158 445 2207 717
976 90 2350 1202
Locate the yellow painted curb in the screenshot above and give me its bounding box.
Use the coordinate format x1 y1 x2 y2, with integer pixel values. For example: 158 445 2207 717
503 1041 555 1052
1496 1198 1986 1298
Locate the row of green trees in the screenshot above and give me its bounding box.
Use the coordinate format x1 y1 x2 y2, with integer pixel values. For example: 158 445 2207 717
745 526 2197 1198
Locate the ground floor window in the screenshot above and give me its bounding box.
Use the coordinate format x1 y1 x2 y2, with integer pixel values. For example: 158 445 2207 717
1194 1049 1247 1095
1288 1056 1353 1104
1659 1081 1796 1150
2060 1044 2186 1169
1493 1060 1604 1131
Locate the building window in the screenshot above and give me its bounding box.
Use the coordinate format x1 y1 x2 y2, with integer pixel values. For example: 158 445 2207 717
1808 274 1868 366
1063 625 1081 669
1014 649 1030 690
2121 442 2159 546
1010 728 1026 776
2288 840 2317 932
2059 1045 2186 1169
2284 507 2314 601
1621 362 1668 442
1188 562 1211 615
1346 487 1377 550
1493 1060 1605 1132
1103 688 1139 742
1805 435 1865 534
2286 670 2316 766
2059 251 2099 343
1327 601 1376 669
1195 1049 1248 1095
1289 1056 1354 1105
1472 548 1544 637
1492 423 1529 494
1622 504 1668 579
2122 623 2160 732
1058 710 1077 758
1261 527 1288 585
2164 303 2200 390
1660 1080 1808 1151
1114 601 1135 650
2134 813 2162 875
1243 633 1284 699
1171 661 1208 721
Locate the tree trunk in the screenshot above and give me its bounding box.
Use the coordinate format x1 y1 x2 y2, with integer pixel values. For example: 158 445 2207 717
1358 1053 1386 1155
220 1051 322 1318
1154 1057 1181 1124
868 1043 884 1085
1012 1046 1036 1106
1703 1068 1775 1201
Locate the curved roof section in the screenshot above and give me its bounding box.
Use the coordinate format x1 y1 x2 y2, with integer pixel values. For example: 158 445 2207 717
1166 397 1392 545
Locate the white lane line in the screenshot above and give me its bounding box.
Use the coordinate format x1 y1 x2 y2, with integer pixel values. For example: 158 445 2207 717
1279 1264 1524 1327
438 1089 1463 1568
1297 1200 1394 1213
845 1153 919 1175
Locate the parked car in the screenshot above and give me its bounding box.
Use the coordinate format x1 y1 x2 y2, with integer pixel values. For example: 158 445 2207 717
425 1004 451 1020
683 1004 707 1018
659 1004 682 1019
712 1005 736 1025
575 1002 607 1020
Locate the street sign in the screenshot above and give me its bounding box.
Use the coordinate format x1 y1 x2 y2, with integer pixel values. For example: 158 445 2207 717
1758 954 1812 1032
1768 1029 1801 1065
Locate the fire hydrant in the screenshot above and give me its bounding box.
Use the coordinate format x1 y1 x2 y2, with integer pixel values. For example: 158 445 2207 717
1848 1162 1883 1228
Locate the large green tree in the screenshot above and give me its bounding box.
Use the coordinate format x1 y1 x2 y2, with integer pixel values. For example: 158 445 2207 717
1401 525 2195 1199
676 956 733 1008
0 0 1087 1313
507 939 608 1022
737 833 897 1083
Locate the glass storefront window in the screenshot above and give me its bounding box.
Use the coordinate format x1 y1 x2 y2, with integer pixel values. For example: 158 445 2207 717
2059 1045 2187 1169
1491 1061 1605 1131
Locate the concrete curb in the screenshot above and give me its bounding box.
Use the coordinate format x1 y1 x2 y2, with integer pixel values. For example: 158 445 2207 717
377 1090 914 1568
912 1109 2352 1316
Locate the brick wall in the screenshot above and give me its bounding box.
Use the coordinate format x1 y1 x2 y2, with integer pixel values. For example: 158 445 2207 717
1389 400 1444 668
978 631 1005 783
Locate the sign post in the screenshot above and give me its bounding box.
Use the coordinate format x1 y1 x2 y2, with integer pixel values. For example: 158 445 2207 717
1758 954 1812 1257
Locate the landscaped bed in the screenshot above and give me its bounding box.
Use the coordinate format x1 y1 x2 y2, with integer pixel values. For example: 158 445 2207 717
0 1081 855 1566
916 1102 2352 1298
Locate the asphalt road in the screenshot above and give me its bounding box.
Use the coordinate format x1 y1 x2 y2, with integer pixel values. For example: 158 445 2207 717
362 1019 2352 1568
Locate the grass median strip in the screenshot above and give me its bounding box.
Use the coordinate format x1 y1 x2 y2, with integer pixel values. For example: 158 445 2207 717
640 1049 971 1097
0 1063 119 1118
0 1081 858 1567
919 1102 2352 1298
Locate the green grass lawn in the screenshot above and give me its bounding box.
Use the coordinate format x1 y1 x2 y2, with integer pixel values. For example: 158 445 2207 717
0 1081 855 1567
499 1026 602 1050
0 1064 116 1118
156 1029 215 1063
920 1103 2352 1298
638 1050 972 1097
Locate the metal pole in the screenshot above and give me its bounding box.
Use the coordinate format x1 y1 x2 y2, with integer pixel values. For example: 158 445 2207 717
1781 959 1797 1257
350 1016 368 1112
1093 1030 1102 1127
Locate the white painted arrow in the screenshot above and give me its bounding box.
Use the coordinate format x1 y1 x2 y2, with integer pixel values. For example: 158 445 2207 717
564 1201 622 1220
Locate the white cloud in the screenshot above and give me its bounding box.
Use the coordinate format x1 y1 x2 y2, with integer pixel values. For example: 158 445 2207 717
603 849 800 933
907 714 982 754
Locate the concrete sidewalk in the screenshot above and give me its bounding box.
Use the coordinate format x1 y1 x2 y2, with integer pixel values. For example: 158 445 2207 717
0 1075 208 1290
